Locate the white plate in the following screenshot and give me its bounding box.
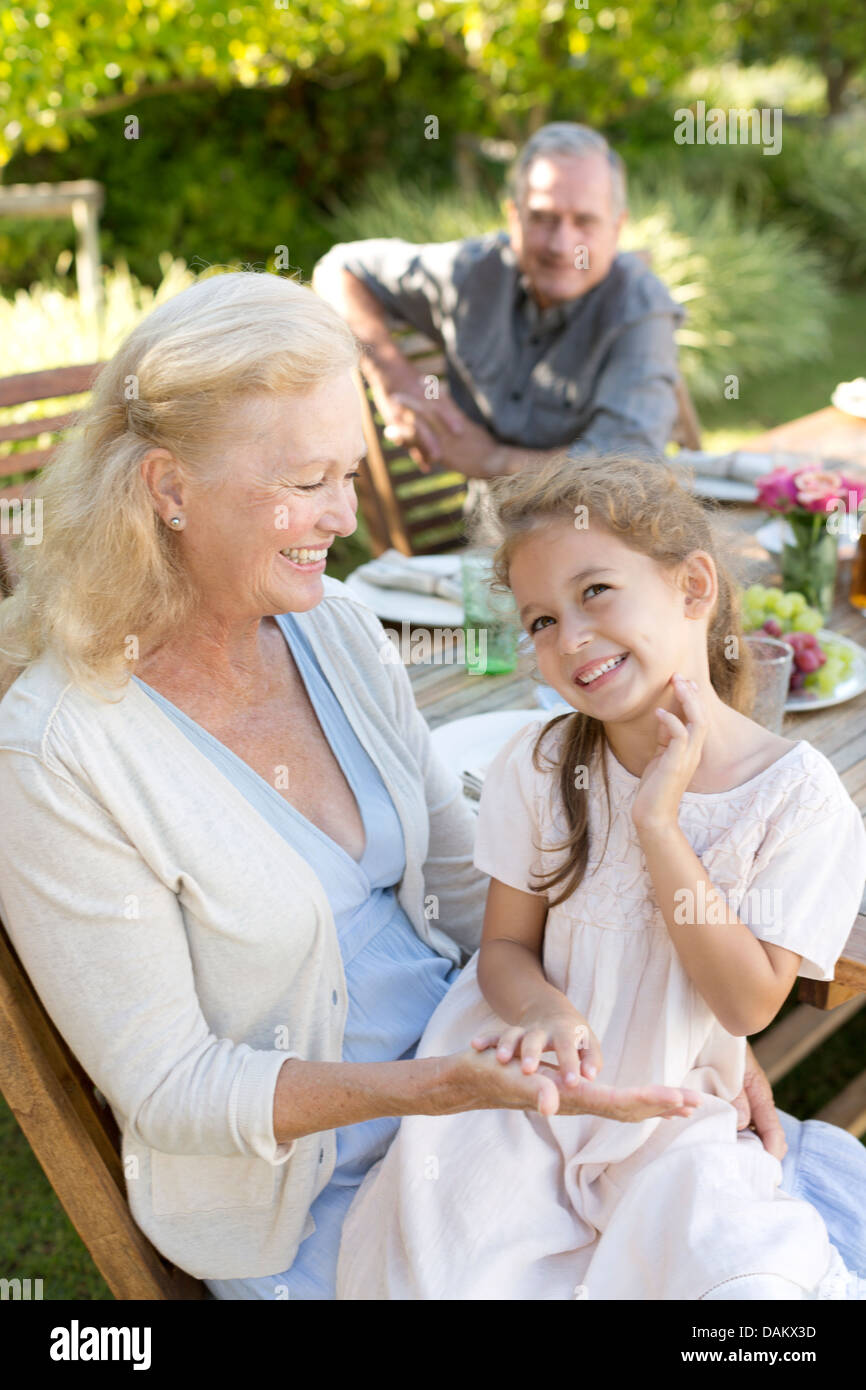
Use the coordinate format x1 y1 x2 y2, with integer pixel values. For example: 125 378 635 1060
784 629 866 712
430 708 555 806
755 515 860 562
345 554 464 625
831 379 866 419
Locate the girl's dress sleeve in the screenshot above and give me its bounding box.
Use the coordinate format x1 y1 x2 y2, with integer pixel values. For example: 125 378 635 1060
737 785 866 981
473 721 549 896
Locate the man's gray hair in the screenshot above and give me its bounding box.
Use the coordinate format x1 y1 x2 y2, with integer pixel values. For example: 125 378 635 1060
508 123 627 219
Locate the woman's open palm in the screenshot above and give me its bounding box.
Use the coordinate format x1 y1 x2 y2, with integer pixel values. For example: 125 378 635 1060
448 1047 703 1122
541 1065 704 1122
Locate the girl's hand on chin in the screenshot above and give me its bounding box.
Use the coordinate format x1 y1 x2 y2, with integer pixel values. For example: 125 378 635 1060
631 673 708 832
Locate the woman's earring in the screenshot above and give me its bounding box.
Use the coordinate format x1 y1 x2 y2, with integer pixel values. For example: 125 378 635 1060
169 516 183 529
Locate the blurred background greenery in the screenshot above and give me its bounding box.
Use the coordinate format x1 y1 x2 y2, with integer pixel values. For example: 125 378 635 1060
1 0 865 1298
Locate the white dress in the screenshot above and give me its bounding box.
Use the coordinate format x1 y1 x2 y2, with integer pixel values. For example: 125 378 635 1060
336 720 866 1301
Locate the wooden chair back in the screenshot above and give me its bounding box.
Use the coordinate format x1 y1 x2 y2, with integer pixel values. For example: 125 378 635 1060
0 363 106 595
0 915 207 1298
353 336 474 557
353 304 701 559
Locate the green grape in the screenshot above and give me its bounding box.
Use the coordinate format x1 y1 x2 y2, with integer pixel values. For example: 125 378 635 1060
775 594 796 620
805 659 833 690
786 593 808 615
801 635 854 698
807 664 842 696
791 609 823 633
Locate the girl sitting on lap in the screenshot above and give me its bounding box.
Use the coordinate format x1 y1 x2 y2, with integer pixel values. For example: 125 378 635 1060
336 453 866 1302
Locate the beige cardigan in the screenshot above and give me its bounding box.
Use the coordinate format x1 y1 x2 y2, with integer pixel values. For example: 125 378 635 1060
0 578 488 1279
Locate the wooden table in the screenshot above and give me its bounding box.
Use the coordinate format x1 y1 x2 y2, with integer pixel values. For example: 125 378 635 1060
404 502 866 1013
748 406 866 469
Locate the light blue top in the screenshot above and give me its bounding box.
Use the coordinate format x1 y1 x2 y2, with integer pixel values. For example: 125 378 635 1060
132 612 459 1300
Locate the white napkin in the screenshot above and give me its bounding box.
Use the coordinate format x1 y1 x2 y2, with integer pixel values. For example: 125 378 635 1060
670 449 811 484
360 548 463 603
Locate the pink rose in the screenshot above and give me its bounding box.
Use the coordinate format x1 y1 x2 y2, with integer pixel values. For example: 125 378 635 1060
842 475 866 510
794 468 848 513
754 467 799 513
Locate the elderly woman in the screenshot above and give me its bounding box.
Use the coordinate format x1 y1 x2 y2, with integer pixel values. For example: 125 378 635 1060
0 271 862 1301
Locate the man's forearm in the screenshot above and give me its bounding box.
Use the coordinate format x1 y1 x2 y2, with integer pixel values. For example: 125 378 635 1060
486 443 563 478
311 263 410 380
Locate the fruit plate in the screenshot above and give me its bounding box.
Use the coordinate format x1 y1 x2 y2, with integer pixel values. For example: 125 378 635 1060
784 630 866 712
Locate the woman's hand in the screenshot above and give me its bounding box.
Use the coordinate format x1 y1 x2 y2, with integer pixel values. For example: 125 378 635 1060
470 1005 604 1087
733 1043 788 1162
631 673 708 832
433 1047 704 1122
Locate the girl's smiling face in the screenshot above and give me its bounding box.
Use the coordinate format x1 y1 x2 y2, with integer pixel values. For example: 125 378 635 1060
509 516 714 716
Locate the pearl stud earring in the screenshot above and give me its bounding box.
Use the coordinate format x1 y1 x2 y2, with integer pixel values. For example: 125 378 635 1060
169 517 183 528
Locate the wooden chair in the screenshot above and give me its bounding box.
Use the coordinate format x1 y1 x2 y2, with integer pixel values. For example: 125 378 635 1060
353 332 701 559
0 915 207 1299
0 363 209 1297
752 985 866 1134
0 363 106 595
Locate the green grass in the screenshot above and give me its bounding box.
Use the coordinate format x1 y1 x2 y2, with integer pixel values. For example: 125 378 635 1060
0 1096 112 1300
695 290 866 455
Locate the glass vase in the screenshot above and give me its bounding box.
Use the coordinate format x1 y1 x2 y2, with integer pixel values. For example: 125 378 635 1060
780 510 838 621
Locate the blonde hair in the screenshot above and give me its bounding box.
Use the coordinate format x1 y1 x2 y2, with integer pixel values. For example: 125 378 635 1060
481 452 757 908
0 270 360 698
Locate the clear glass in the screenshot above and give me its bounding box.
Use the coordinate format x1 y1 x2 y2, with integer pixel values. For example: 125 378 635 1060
460 549 519 676
744 633 794 734
780 511 838 621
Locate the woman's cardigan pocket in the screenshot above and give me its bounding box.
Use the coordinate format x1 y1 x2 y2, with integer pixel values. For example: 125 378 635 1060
150 1151 277 1216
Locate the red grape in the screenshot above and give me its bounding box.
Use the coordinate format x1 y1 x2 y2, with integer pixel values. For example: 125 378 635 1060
798 649 822 673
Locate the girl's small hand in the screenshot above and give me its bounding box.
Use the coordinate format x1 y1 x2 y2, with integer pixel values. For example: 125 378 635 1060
471 1007 604 1088
631 673 708 832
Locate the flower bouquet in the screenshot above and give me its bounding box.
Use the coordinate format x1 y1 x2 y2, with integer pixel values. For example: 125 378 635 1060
753 464 866 620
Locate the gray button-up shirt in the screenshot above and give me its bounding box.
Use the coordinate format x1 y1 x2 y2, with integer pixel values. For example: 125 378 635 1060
316 230 686 457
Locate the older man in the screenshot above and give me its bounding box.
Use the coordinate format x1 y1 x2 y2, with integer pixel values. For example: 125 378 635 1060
312 122 685 498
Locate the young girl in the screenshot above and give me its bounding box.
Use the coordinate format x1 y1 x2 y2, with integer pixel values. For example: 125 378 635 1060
336 453 866 1302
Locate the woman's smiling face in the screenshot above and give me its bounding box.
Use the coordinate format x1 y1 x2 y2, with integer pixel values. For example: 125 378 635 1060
149 370 366 621
509 516 712 716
